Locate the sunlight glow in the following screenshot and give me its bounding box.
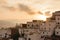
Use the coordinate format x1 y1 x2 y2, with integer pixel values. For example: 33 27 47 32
34 14 47 21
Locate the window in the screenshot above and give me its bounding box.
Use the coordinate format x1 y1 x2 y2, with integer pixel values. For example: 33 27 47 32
57 32 59 34
58 18 60 20
59 27 60 29
28 38 31 40
22 24 27 28
43 32 44 34
41 36 44 38
36 25 38 27
44 28 46 30
28 25 29 26
57 22 59 24
41 24 42 25
32 24 33 27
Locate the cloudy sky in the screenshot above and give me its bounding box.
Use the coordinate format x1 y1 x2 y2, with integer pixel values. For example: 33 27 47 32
0 0 60 23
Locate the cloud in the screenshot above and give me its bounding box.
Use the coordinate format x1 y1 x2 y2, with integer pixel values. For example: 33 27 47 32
18 4 35 15
2 6 16 12
36 11 43 15
1 3 36 15
44 11 52 18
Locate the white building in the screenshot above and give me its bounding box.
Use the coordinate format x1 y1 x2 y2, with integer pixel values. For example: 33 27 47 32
52 11 60 36
18 18 57 40
27 20 42 29
55 16 60 25
40 20 56 37
19 20 41 40
12 11 60 40
55 26 60 36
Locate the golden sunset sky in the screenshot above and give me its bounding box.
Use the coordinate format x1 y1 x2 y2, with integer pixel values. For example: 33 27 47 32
0 0 60 23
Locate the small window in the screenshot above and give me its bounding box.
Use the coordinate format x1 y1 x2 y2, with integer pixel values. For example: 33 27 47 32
28 38 31 40
41 24 42 25
32 24 33 27
44 28 46 30
57 22 59 24
58 18 60 20
59 27 60 29
36 25 38 27
41 36 44 38
57 32 59 34
43 32 44 34
28 25 29 26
